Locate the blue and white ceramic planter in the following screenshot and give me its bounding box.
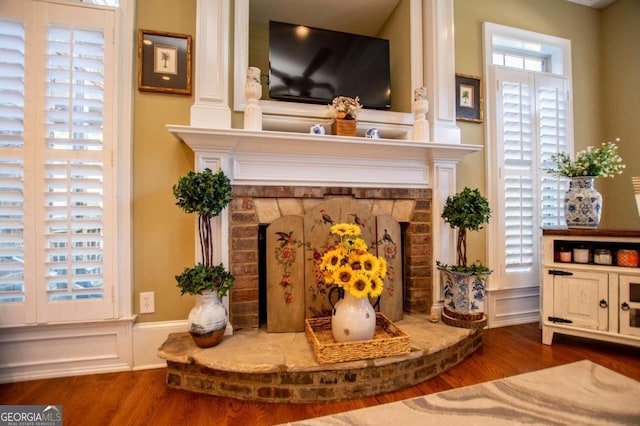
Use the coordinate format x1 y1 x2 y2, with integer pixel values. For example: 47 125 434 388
564 176 602 229
440 269 486 315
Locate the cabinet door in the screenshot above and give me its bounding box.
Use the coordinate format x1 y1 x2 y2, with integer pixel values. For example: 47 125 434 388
619 275 640 337
553 271 609 331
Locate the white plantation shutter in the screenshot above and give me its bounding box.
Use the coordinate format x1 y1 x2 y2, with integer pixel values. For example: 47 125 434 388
499 71 535 276
492 67 569 288
0 0 115 325
537 75 569 228
0 5 33 324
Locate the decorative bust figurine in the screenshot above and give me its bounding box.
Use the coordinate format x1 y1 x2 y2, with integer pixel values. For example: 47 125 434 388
412 87 429 141
244 67 262 130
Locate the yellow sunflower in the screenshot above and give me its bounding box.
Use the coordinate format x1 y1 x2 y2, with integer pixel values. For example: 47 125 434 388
332 265 355 289
360 252 381 275
319 247 346 273
367 274 384 298
343 236 368 252
349 271 371 298
330 223 361 237
377 257 388 280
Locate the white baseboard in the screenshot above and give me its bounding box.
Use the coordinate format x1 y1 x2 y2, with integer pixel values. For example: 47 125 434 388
132 320 188 370
486 286 540 328
0 317 135 384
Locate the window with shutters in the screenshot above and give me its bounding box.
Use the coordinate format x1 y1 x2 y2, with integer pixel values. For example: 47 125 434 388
483 23 573 291
0 0 118 325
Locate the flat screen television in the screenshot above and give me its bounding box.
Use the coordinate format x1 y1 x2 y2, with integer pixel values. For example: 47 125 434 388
268 21 391 110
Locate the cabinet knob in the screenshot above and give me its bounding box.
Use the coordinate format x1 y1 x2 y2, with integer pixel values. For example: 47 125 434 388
599 299 608 308
621 302 630 311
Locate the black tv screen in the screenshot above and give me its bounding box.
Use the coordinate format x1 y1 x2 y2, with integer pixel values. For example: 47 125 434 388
268 21 391 110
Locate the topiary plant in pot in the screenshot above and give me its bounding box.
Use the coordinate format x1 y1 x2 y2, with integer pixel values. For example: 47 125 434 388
436 187 491 326
173 168 234 348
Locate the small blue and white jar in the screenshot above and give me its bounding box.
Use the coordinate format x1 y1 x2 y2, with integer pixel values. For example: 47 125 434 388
365 128 381 139
310 124 325 135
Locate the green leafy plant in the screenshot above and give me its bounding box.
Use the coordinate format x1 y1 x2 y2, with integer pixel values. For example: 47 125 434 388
175 263 234 297
173 168 235 296
544 139 625 178
438 187 491 276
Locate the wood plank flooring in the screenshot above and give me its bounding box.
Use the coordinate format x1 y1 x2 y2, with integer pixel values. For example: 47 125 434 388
1 322 639 426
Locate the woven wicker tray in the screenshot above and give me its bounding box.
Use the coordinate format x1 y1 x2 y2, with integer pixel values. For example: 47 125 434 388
304 313 410 364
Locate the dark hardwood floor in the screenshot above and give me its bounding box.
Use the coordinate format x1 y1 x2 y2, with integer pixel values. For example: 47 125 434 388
2 322 639 426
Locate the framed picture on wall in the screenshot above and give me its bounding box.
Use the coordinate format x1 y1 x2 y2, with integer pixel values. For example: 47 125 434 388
455 73 483 123
137 29 192 95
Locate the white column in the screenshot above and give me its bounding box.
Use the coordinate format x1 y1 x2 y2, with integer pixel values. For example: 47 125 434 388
190 0 231 128
195 153 233 334
423 0 461 144
431 161 457 313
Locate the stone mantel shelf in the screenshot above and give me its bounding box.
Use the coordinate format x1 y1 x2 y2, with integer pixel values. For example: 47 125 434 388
167 125 483 188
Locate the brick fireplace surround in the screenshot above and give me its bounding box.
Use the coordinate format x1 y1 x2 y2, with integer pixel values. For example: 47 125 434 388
228 185 433 330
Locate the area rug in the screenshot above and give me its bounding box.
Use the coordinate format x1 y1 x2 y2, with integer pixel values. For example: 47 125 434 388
283 360 640 425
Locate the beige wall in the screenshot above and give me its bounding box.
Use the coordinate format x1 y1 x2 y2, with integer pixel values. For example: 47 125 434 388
133 0 639 323
134 0 197 322
599 0 640 229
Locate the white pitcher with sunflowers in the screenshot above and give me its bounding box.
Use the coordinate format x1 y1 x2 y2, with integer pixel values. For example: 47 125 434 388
320 223 386 343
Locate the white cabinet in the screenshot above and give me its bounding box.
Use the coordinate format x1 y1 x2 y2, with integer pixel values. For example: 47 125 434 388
542 229 640 348
619 275 640 337
550 270 609 331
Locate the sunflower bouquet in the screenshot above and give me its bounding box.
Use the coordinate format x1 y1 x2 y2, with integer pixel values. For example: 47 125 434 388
318 223 386 299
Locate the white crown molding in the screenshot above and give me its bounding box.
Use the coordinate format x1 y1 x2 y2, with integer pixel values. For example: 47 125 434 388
565 0 616 9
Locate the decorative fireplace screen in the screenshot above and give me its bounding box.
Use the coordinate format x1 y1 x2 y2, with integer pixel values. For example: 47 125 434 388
265 198 403 332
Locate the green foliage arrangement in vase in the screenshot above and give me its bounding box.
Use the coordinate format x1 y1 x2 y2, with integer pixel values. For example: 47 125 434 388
173 168 234 348
544 139 624 228
437 187 491 326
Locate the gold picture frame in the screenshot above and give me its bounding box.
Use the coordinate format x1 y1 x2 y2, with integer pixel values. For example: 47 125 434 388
137 29 192 95
455 73 483 123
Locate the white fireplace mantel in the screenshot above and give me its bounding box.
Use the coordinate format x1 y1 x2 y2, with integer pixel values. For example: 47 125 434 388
168 126 481 189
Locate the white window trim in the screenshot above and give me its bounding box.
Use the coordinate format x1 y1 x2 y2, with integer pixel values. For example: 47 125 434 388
483 22 574 293
113 0 134 319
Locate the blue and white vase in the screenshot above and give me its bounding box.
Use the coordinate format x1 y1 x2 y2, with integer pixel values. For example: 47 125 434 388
365 128 381 139
440 269 486 315
564 176 602 229
310 124 325 135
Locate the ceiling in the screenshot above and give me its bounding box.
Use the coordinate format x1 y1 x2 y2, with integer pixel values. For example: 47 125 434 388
249 0 401 36
249 0 616 38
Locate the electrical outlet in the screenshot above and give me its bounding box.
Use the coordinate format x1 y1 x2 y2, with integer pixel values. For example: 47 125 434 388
140 291 155 314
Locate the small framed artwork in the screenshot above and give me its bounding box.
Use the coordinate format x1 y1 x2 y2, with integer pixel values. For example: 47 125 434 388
455 73 483 123
137 29 192 95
